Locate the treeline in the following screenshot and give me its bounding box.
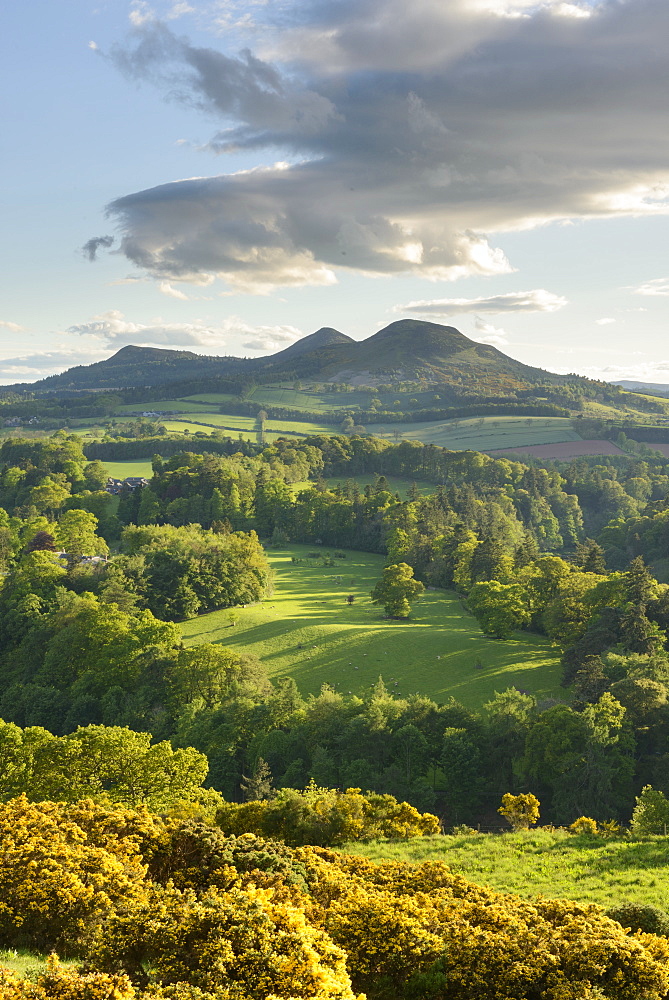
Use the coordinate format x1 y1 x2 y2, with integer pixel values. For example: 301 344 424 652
84 433 261 461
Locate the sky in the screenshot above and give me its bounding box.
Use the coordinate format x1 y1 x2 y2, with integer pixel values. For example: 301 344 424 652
2 0 669 386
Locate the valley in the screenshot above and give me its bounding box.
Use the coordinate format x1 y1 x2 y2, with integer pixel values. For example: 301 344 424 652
181 543 562 706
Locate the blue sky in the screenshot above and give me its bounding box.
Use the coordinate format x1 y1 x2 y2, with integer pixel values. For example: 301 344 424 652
2 0 669 385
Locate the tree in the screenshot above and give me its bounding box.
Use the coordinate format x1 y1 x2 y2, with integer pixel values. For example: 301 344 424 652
630 785 669 835
241 757 274 801
54 508 109 559
25 530 56 552
467 580 531 639
370 563 425 618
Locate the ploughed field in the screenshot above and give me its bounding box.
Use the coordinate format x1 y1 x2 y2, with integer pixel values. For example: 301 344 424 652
181 543 562 708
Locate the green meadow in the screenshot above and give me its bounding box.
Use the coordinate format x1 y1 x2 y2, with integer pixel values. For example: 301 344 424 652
181 544 562 707
342 830 669 912
104 459 154 479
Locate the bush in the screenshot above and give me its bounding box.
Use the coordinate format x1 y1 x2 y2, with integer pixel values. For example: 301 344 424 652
606 903 669 937
498 793 540 832
216 784 439 847
569 816 599 836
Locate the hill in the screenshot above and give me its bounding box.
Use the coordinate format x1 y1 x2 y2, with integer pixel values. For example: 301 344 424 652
18 344 253 391
2 319 575 394
312 319 570 387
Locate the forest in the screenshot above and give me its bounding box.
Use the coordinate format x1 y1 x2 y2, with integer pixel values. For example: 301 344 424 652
2 431 669 827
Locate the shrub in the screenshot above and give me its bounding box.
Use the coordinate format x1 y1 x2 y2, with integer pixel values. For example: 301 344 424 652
216 784 439 847
569 816 599 836
498 793 540 832
0 956 135 999
0 796 147 951
607 903 669 937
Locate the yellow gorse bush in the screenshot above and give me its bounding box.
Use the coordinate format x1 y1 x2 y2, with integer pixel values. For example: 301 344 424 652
0 796 667 1000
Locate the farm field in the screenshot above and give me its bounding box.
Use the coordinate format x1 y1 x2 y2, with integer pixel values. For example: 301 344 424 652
342 829 669 911
166 413 332 434
181 543 562 707
489 439 628 460
103 459 154 479
368 415 580 451
114 399 215 414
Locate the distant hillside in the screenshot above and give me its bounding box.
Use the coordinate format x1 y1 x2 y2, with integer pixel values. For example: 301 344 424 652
23 345 253 392
614 379 669 398
3 319 578 394
263 327 354 366
313 319 569 386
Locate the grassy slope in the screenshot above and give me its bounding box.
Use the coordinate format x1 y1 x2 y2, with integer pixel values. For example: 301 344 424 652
181 544 562 707
341 830 669 911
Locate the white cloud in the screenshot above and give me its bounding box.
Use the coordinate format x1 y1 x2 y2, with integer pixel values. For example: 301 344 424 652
635 278 669 297
129 2 156 28
94 3 669 292
583 362 669 386
595 317 615 325
159 281 190 299
0 348 110 384
65 309 304 356
471 318 509 346
0 320 26 333
397 289 567 316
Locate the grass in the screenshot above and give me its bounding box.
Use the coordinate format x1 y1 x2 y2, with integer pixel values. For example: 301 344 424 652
0 949 77 979
181 543 562 707
103 459 154 478
340 829 669 911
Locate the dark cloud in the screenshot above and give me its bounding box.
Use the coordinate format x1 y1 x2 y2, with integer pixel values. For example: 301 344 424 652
97 1 669 290
82 235 115 261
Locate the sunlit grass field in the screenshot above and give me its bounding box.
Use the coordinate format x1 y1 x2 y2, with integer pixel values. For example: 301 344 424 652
103 459 154 479
341 829 669 911
181 543 562 707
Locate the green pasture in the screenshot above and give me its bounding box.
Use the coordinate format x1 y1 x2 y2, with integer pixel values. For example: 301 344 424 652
369 415 580 451
114 399 215 414
343 829 669 911
166 412 332 434
181 544 562 707
103 459 154 479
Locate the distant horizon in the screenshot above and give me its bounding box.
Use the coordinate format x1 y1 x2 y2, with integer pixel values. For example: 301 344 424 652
0 317 646 391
